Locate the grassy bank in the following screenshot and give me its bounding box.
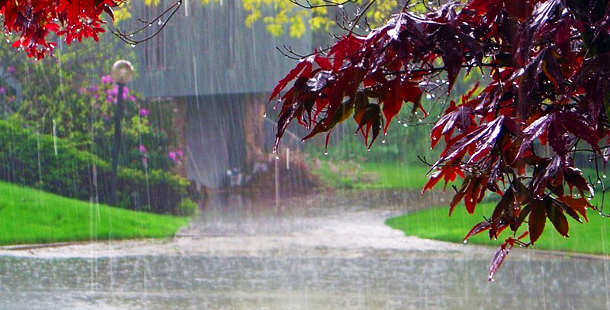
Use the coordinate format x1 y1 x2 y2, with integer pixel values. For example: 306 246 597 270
312 161 431 189
386 200 610 255
0 181 190 245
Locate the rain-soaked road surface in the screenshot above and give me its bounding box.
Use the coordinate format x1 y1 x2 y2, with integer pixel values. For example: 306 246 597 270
1 189 610 309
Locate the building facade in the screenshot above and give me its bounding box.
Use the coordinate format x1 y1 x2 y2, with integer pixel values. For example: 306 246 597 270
128 0 312 189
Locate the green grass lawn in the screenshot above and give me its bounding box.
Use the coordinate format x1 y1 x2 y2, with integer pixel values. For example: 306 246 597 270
312 161 431 189
0 181 191 246
358 163 431 189
386 199 610 255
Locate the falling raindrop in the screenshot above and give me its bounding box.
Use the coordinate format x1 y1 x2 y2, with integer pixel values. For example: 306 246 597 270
52 120 58 156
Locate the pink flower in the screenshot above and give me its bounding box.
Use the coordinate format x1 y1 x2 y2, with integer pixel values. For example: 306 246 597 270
176 150 183 157
129 95 136 102
169 151 177 161
0 87 5 94
6 66 15 74
139 145 147 153
101 75 113 84
139 108 149 116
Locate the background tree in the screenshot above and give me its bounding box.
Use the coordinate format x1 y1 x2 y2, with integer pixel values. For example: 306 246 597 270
270 0 610 280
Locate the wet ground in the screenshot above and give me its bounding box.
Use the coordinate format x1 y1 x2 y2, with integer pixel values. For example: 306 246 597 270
0 189 609 309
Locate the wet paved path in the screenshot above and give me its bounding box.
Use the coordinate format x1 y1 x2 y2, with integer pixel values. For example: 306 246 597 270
0 190 609 309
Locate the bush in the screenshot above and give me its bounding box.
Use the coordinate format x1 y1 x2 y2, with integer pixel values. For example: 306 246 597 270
0 120 191 215
176 198 199 217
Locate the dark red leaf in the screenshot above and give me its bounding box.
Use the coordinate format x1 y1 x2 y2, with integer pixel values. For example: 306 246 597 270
528 200 546 244
463 220 491 243
513 0 562 66
548 196 582 223
269 59 313 103
489 231 530 281
558 196 593 222
544 199 569 237
488 239 514 282
430 102 475 148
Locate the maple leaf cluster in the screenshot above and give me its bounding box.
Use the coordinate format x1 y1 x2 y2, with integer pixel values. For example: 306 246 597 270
271 0 610 279
1 0 119 59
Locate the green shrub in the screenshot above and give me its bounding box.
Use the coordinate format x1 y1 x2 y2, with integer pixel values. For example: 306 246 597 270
0 120 191 214
176 198 199 217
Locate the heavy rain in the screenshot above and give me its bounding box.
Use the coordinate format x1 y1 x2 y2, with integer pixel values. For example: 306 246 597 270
0 0 610 309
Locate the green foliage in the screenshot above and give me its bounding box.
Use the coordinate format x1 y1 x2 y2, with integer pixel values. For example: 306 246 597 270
177 198 199 217
0 34 180 173
0 120 190 214
0 181 190 246
0 35 132 136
